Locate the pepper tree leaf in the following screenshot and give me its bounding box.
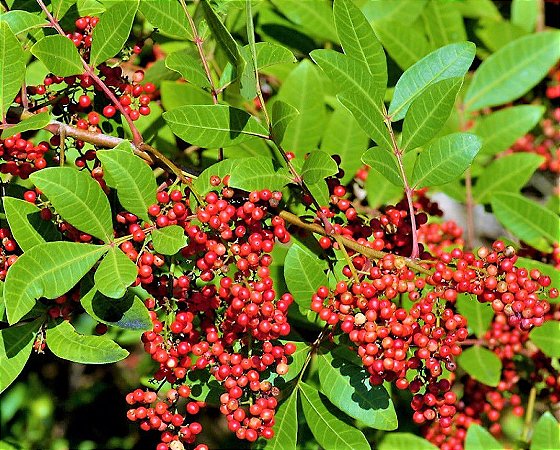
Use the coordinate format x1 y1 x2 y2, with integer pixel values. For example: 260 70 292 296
465 32 560 111
421 0 466 48
465 424 503 450
271 100 299 144
456 294 494 338
94 247 137 299
515 258 560 297
530 412 560 450
4 242 107 324
301 151 338 184
31 35 83 77
1 112 51 139
378 433 437 450
30 167 113 242
228 157 290 192
150 225 186 255
240 42 296 70
0 22 26 120
299 382 370 450
317 350 397 430
165 50 209 89
240 0 257 101
138 0 192 40
258 389 298 450
0 10 49 35
193 159 239 197
97 142 157 223
529 321 560 358
90 0 139 67
362 147 402 187
457 345 502 387
46 319 128 364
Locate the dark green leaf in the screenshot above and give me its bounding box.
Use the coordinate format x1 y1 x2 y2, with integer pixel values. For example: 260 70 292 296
0 320 40 393
301 151 338 184
530 321 560 358
30 167 113 242
4 242 107 324
271 100 298 144
299 382 369 450
258 389 298 450
456 294 494 338
163 105 268 148
378 433 437 450
0 112 51 139
201 1 243 69
457 345 502 387
47 319 128 364
317 351 397 430
473 153 544 204
228 157 290 192
421 0 466 48
0 22 26 119
31 35 83 77
465 424 503 450
150 225 186 255
97 143 157 222
530 412 560 450
361 147 402 187
412 133 481 188
94 247 137 298
401 77 463 152
139 0 191 40
165 50 210 89
491 192 559 245
90 0 139 66
465 32 560 111
0 10 48 35
389 42 475 121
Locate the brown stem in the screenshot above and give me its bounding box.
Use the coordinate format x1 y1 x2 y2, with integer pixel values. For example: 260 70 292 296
536 0 545 32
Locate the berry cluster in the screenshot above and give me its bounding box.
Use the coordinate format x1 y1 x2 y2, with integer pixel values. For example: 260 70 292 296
0 228 18 281
0 135 49 178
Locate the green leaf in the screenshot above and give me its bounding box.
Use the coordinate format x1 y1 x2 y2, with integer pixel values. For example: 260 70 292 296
0 112 51 139
389 42 475 121
0 22 26 120
193 159 239 197
0 10 48 35
240 42 296 70
473 153 544 204
490 192 560 245
240 0 258 101
317 351 397 430
90 0 139 67
46 319 128 364
299 382 369 450
465 32 560 111
94 247 137 299
201 1 243 69
421 0 466 48
456 294 494 338
412 133 481 188
530 321 560 358
163 105 268 148
476 21 528 53
372 20 431 71
284 243 328 310
363 0 427 24
30 167 113 242
475 105 544 156
165 50 210 89
0 320 40 394
271 100 299 144
138 0 191 40
457 345 502 387
378 433 437 450
511 0 538 33
401 77 463 152
3 197 61 251
51 0 75 18
301 151 338 184
160 81 212 110
361 147 402 187
531 412 560 450
258 389 298 450
4 242 107 324
97 143 157 222
80 287 152 331
150 225 186 255
333 0 386 88
465 424 503 450
31 35 83 78
365 170 402 209
228 157 290 192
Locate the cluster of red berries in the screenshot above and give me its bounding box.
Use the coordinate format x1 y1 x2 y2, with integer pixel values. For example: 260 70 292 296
418 220 464 258
0 228 18 281
0 135 49 178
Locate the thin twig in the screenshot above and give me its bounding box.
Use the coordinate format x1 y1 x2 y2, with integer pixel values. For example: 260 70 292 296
522 386 537 442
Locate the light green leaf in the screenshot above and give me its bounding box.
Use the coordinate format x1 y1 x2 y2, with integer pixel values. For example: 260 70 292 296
240 0 258 101
150 225 186 255
31 35 83 78
90 0 139 67
362 147 402 187
51 0 75 18
4 242 107 324
77 0 106 16
456 294 494 338
258 389 298 450
454 0 501 19
94 247 137 299
139 0 191 40
284 243 328 310
465 424 503 450
46 319 128 364
365 170 402 209
163 104 268 148
0 10 48 35
165 51 210 89
228 157 290 192
364 0 427 24
240 42 296 70
318 351 397 430
3 197 61 251
401 77 462 152
476 21 528 53
201 1 243 68
421 0 466 48
30 167 113 242
271 100 299 144
389 42 475 121
412 133 481 188
0 320 40 394
80 287 152 331
511 0 538 33
491 192 559 245
457 345 502 387
333 0 386 88
1 112 51 139
531 412 560 450
301 151 338 184
193 159 239 197
475 105 544 156
530 321 560 358
0 22 26 120
378 433 437 450
160 81 212 110
299 382 369 450
97 143 157 223
465 32 560 111
473 153 544 204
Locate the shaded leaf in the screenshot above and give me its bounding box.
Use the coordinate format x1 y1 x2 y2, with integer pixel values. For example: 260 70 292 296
228 157 290 192
456 294 494 338
362 147 402 187
301 151 338 184
0 22 26 120
201 1 243 68
271 100 298 143
165 50 210 89
1 112 51 139
139 0 191 40
94 247 137 298
465 424 503 450
530 321 560 358
421 0 466 48
457 346 502 387
530 412 560 450
365 170 402 209
151 225 186 255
